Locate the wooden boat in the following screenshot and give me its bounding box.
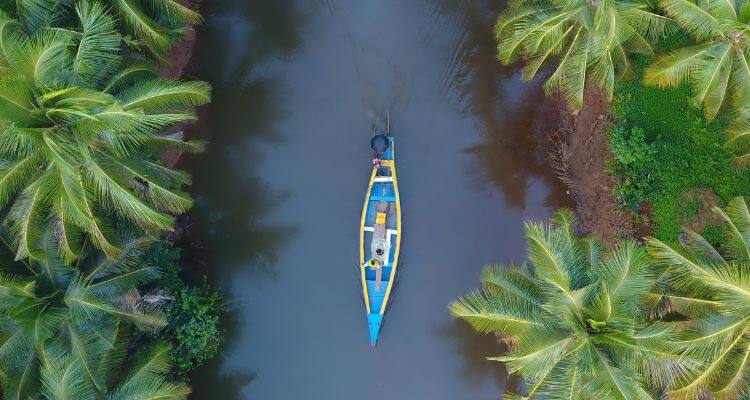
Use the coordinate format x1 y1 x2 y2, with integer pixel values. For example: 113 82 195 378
359 121 401 347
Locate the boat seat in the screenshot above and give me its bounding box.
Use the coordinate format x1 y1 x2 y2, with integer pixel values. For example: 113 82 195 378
370 195 396 202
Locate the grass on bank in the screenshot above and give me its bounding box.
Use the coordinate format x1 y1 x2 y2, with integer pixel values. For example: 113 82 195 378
607 35 750 242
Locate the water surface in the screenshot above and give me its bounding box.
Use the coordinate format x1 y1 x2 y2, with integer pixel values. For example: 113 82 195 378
184 1 566 398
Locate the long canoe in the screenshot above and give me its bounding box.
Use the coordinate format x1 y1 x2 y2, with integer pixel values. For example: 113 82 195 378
359 133 401 347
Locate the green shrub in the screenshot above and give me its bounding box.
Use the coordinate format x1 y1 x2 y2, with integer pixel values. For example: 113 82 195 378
608 52 750 240
143 240 227 379
162 278 225 378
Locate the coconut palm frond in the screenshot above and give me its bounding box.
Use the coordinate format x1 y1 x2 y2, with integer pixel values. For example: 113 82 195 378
646 0 750 119
643 43 715 87
627 6 675 43
118 79 211 112
147 0 202 24
660 0 720 39
39 343 98 400
71 1 122 89
728 53 750 111
0 319 40 400
726 110 750 165
14 0 58 31
0 232 176 398
644 197 750 399
543 27 589 109
449 289 545 335
712 197 750 263
0 11 209 260
108 342 190 400
110 0 170 57
692 44 733 121
496 0 665 108
452 210 667 399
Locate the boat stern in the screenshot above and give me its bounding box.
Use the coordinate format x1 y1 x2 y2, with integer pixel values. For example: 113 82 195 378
367 313 383 346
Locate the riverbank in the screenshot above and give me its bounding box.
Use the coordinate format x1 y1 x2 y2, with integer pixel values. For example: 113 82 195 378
159 0 200 170
158 0 200 80
546 56 750 246
543 86 634 244
152 0 227 382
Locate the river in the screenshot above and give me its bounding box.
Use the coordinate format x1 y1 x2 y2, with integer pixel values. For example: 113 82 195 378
182 0 566 398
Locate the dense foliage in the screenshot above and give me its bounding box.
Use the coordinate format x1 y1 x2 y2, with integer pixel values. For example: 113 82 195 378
0 233 189 400
495 0 668 108
3 0 201 60
608 55 750 241
144 241 225 379
0 0 220 398
0 4 208 261
647 197 750 399
453 202 750 399
643 0 750 121
450 210 685 399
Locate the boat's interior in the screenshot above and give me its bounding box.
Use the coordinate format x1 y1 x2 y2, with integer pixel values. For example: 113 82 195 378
362 163 398 314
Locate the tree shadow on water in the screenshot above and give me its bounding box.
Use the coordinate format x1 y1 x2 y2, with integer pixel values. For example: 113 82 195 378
434 319 523 398
181 0 307 280
427 0 569 210
188 305 258 400
180 78 299 280
178 2 307 398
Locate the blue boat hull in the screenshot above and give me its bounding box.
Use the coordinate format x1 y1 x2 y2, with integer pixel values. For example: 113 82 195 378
359 135 401 346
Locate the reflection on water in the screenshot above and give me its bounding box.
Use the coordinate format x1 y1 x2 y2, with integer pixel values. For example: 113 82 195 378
435 0 567 209
184 0 566 399
433 320 508 390
182 0 307 397
183 0 304 278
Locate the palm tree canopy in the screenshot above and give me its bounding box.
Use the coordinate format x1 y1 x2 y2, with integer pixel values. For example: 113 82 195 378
724 108 750 165
496 0 670 108
450 210 687 399
643 0 750 120
0 230 187 400
10 0 201 60
0 5 209 261
646 196 750 400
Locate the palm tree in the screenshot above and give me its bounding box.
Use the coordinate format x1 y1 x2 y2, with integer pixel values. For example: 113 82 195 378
450 210 686 399
10 0 201 61
724 109 750 165
495 0 670 109
643 0 750 121
0 4 209 260
0 231 187 400
646 196 750 400
39 342 189 400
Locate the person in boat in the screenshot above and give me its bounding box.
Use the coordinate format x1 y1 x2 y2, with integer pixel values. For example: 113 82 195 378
370 133 389 167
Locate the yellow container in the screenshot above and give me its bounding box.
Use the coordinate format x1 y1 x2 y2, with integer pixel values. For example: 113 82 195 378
376 212 386 224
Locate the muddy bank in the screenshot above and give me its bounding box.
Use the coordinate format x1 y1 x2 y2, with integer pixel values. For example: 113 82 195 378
159 0 201 170
157 0 201 80
543 85 634 244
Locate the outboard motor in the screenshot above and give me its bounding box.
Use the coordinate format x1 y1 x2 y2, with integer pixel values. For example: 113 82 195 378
370 133 390 157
